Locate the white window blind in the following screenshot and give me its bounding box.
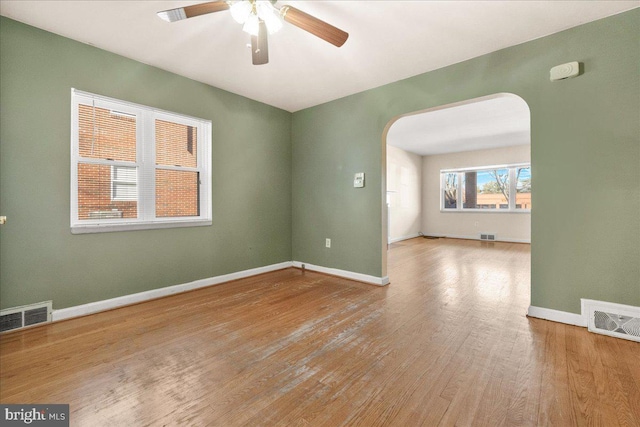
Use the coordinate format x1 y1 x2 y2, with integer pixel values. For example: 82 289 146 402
111 166 138 202
71 89 212 233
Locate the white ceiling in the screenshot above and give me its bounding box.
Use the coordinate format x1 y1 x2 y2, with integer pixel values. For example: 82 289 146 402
1 1 638 112
387 94 530 156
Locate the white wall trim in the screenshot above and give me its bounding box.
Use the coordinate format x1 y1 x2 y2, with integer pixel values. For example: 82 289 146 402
527 305 586 327
52 261 293 322
52 260 391 323
292 261 390 286
388 233 421 244
423 233 530 244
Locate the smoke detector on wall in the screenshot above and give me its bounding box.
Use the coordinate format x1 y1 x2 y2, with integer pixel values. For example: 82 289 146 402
550 61 580 81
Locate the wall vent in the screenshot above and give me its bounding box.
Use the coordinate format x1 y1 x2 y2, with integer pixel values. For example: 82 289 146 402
479 233 496 241
0 301 52 333
582 299 640 342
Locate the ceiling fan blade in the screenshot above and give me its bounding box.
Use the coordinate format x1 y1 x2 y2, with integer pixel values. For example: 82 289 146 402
280 6 348 47
251 20 269 65
157 1 230 23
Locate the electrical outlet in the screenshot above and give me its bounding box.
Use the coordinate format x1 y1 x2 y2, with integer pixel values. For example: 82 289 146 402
0 216 6 225
325 238 331 248
474 221 479 227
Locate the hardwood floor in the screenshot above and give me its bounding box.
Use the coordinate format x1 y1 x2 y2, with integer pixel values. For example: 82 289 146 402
1 238 638 426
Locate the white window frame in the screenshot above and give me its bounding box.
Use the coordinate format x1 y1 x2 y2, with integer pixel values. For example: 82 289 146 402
71 89 212 234
440 163 531 213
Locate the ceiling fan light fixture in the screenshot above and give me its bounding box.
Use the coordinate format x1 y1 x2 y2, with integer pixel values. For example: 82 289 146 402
243 13 260 36
257 2 282 34
231 0 282 35
156 1 349 65
258 7 282 34
229 0 252 24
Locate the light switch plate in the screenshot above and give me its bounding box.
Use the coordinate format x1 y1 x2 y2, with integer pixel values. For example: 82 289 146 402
354 173 365 188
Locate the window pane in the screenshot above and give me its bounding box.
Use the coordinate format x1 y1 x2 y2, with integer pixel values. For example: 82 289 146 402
77 163 137 220
462 171 477 208
472 169 510 209
112 183 136 201
443 173 457 209
78 104 136 162
155 120 197 168
112 166 137 201
156 169 199 217
112 165 136 182
516 167 532 209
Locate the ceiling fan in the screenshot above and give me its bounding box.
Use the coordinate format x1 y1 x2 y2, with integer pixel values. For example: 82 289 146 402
157 1 349 65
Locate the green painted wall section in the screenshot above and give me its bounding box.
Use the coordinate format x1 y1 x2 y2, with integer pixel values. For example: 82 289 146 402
0 17 292 310
292 9 640 314
2 10 639 316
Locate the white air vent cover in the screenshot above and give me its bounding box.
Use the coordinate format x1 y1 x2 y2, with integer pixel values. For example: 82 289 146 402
582 299 640 342
479 233 496 241
0 301 52 333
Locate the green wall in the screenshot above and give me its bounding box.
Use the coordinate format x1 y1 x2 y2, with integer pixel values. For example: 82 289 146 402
0 17 292 310
291 9 640 314
2 10 639 316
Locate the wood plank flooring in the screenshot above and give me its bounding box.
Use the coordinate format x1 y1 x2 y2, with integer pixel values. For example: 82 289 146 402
1 238 638 426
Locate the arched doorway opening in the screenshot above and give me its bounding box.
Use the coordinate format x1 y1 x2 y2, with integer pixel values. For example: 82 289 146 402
381 93 531 303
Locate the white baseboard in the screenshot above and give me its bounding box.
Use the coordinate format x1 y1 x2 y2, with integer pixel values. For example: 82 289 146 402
388 233 421 244
424 233 530 244
292 261 390 286
52 261 293 322
527 305 586 327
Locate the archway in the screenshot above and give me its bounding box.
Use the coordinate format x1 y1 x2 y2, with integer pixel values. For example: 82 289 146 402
381 93 531 291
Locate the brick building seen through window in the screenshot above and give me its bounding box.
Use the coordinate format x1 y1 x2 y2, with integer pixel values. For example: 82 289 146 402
77 106 199 220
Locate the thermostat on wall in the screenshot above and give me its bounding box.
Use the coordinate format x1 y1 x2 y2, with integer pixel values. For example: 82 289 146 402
550 61 580 81
354 173 365 188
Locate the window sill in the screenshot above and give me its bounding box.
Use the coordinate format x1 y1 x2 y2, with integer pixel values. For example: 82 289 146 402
71 219 212 234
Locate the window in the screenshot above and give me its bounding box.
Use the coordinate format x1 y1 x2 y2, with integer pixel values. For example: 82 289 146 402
440 163 531 212
515 166 531 210
442 172 458 209
71 89 212 233
462 168 510 210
